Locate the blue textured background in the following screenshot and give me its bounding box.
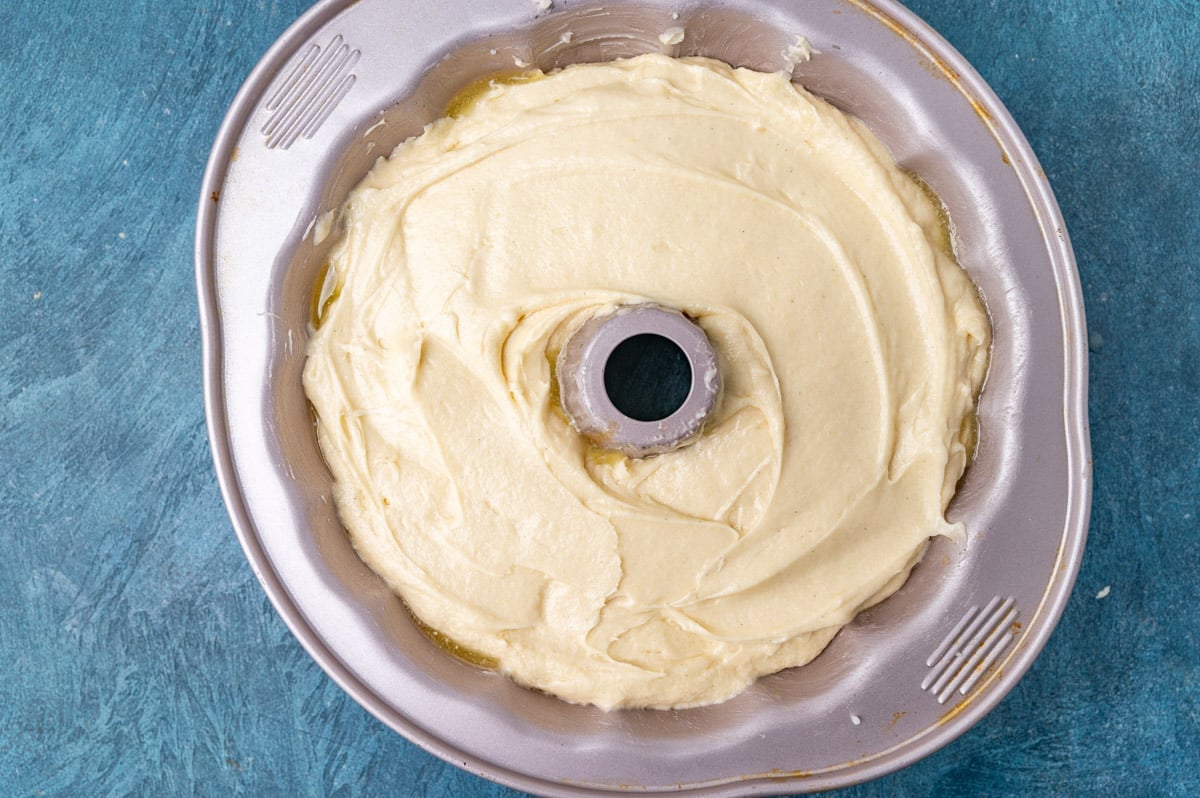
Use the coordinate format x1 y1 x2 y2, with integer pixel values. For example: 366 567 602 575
2 0 1197 795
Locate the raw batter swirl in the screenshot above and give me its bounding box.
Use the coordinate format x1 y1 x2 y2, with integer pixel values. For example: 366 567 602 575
303 54 990 709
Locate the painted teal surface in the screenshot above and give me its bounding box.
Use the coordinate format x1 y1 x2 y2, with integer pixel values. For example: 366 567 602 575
1 0 1196 795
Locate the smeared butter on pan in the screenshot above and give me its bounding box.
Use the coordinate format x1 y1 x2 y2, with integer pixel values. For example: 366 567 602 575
303 54 991 709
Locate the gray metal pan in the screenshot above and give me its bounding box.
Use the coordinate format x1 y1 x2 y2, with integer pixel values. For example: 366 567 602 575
195 0 1091 793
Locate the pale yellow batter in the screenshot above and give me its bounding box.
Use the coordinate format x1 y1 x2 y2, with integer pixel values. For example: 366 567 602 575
303 54 991 709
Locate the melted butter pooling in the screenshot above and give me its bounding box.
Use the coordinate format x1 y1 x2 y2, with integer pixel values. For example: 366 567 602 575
303 54 991 709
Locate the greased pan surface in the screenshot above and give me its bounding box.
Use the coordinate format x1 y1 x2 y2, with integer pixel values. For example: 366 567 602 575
196 0 1090 793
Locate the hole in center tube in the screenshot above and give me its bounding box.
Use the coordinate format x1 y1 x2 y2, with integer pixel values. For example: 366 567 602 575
603 333 691 422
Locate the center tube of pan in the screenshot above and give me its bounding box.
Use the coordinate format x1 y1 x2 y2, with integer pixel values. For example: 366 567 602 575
556 304 720 457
